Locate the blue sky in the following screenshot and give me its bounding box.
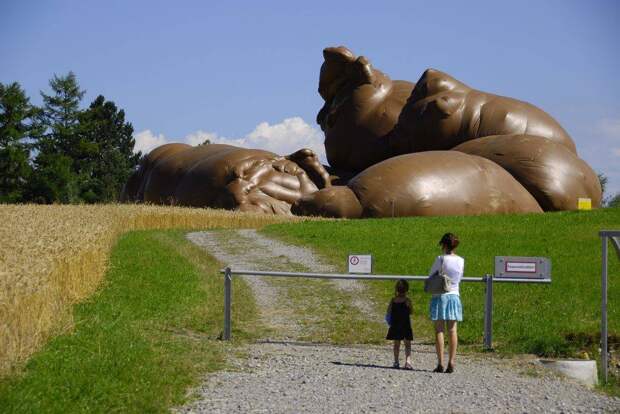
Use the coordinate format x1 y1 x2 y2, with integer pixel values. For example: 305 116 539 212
2 0 619 195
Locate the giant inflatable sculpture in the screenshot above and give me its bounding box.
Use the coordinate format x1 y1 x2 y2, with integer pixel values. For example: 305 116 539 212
122 46 602 218
121 143 331 214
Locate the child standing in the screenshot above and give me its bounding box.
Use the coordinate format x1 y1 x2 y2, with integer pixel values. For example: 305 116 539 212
386 279 414 369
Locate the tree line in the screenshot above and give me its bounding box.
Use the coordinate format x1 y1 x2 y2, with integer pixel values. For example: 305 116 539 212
0 72 140 203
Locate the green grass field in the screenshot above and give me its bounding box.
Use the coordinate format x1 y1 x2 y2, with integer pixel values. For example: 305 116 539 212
263 209 620 358
0 230 262 413
2 210 619 410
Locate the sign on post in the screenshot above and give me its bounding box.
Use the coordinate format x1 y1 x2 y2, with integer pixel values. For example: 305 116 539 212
348 254 372 274
494 256 551 280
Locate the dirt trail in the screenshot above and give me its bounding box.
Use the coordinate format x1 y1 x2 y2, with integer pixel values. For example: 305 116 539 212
186 229 377 340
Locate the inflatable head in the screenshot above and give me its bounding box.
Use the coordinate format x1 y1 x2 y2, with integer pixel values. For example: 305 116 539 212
317 46 416 172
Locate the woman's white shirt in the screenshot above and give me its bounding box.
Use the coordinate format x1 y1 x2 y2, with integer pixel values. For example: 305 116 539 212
429 254 464 295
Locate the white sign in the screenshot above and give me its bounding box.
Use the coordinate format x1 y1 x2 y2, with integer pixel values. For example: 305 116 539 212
348 254 372 274
494 256 551 279
506 262 537 273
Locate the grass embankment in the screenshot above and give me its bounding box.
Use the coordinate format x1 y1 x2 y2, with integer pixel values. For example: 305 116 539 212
0 204 300 377
263 209 620 358
0 229 260 412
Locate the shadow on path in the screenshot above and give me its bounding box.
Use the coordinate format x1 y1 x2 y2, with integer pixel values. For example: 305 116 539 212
330 361 432 373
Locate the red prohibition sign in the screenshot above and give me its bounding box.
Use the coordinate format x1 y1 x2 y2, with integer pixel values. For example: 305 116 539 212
350 256 360 265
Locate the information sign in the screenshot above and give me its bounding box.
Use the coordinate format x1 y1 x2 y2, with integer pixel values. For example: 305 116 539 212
494 256 551 280
348 254 373 274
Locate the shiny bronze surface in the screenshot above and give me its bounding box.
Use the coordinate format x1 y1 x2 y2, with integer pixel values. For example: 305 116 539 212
453 135 601 210
347 151 543 217
317 46 415 172
122 46 602 218
121 144 329 215
292 186 363 218
390 68 577 155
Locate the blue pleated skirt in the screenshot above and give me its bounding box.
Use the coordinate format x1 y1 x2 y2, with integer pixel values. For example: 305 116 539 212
430 294 463 321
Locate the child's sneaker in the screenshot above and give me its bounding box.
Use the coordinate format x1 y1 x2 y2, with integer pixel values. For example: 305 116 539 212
392 361 400 369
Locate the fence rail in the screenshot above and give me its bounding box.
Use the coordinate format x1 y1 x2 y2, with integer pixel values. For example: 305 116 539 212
221 268 551 349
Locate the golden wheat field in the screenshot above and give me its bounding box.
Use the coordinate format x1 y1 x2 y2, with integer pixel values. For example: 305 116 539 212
0 204 304 377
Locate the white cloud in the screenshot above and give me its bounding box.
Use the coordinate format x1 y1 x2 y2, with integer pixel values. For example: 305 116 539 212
133 117 327 163
598 118 620 140
133 129 168 154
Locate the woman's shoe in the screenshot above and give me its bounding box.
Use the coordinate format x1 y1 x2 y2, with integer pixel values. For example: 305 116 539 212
433 364 444 373
445 364 455 373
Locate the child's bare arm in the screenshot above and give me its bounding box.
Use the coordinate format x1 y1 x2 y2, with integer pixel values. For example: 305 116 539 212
406 298 412 314
386 298 393 315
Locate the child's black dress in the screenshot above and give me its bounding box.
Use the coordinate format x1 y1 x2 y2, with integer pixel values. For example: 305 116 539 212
386 300 413 340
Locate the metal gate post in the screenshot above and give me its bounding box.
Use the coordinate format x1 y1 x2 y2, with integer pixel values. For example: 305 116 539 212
483 274 494 350
601 236 608 383
224 267 232 340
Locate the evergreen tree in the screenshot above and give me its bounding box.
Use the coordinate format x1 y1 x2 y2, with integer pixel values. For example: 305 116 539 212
30 72 86 203
27 152 77 203
78 95 140 202
0 82 41 202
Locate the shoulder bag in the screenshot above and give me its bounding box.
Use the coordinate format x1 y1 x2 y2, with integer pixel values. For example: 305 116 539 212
424 256 451 294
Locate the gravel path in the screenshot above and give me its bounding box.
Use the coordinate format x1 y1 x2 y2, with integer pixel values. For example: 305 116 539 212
177 342 620 414
180 229 620 413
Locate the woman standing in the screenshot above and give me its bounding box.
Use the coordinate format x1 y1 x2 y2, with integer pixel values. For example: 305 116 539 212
429 233 464 373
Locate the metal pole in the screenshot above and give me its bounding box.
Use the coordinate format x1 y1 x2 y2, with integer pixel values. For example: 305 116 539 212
602 236 608 383
224 267 232 340
483 274 494 350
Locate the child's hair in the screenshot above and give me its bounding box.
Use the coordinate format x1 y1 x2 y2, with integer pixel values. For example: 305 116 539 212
395 279 409 294
439 232 459 252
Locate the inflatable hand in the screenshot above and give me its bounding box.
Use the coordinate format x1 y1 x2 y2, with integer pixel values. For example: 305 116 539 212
317 46 415 172
121 143 330 214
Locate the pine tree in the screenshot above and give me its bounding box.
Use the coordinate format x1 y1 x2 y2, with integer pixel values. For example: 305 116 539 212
31 72 86 203
78 95 140 202
0 82 41 202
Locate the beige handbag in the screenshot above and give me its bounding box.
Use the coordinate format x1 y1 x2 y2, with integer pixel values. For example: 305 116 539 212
424 256 451 294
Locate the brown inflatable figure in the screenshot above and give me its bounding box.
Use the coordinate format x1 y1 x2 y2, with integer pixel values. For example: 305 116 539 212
121 143 330 214
317 46 415 172
389 68 577 154
293 151 543 218
311 46 601 216
453 135 601 211
122 45 601 218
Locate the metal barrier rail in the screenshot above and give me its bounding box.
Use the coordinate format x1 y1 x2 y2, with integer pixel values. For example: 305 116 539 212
221 267 551 349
